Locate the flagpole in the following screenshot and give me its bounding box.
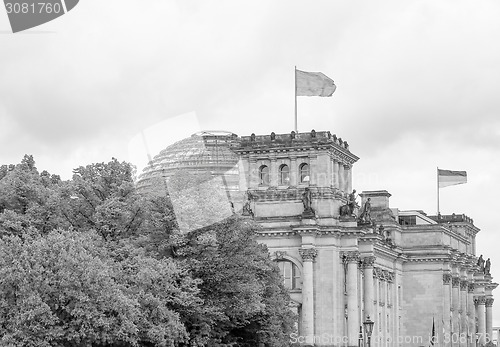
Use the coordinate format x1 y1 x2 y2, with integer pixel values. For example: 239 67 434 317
437 167 440 215
294 66 298 133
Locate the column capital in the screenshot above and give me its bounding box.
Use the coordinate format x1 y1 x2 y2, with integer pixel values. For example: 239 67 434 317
452 276 461 287
485 298 494 307
299 247 318 262
468 283 476 293
475 296 486 305
460 280 469 291
362 256 376 268
443 273 452 284
342 251 360 263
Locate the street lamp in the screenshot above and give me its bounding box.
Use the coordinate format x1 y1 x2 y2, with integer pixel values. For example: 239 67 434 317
363 316 375 347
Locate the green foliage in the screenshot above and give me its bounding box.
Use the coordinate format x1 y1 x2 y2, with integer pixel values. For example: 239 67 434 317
0 229 200 347
0 156 296 347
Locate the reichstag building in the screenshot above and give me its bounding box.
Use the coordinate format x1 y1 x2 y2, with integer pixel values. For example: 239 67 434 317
137 130 497 347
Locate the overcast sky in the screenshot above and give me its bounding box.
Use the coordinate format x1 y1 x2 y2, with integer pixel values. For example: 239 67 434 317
1 0 499 326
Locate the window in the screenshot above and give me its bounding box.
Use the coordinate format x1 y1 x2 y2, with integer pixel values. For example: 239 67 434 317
299 163 309 183
259 165 269 185
277 260 301 290
279 164 290 185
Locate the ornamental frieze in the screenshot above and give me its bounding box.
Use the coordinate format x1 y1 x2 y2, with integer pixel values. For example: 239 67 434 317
443 273 452 284
299 248 318 262
372 266 394 282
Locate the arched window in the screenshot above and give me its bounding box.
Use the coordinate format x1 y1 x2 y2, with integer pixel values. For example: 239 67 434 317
299 163 310 183
279 164 290 185
259 165 269 185
277 260 301 290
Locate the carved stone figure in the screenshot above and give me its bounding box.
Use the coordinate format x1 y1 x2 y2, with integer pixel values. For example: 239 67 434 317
477 255 485 272
270 132 276 141
348 190 357 215
290 131 296 139
358 198 372 224
242 190 254 217
485 258 491 275
302 188 312 212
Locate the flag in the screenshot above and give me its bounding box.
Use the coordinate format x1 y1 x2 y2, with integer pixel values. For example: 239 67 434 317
430 318 436 346
438 169 467 188
296 69 336 97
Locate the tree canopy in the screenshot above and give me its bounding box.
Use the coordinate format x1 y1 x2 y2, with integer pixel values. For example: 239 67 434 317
0 155 296 347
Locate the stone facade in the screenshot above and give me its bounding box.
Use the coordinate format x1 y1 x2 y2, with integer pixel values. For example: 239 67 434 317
138 129 498 347
233 130 498 347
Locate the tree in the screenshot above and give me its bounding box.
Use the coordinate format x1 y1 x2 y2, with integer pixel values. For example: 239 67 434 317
139 170 296 346
0 229 201 347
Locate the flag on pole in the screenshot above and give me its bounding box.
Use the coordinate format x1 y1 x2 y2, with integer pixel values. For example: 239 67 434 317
296 69 336 97
438 169 467 188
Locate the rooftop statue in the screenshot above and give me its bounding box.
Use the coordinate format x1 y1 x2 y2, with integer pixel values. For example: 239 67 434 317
477 255 485 272
358 197 372 225
485 258 491 275
340 189 359 218
242 190 254 217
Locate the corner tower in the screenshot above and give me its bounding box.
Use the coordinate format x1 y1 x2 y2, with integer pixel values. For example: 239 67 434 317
235 130 359 224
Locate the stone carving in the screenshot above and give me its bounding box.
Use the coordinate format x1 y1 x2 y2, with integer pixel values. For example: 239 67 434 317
250 133 256 141
474 296 486 305
290 131 296 139
311 129 316 138
340 189 358 218
477 255 485 272
460 281 469 291
242 190 254 217
452 277 460 287
270 132 276 141
299 247 318 262
342 251 360 263
301 188 314 218
362 256 376 268
468 283 475 293
274 251 287 260
358 198 372 225
485 298 494 307
485 258 491 275
443 273 452 284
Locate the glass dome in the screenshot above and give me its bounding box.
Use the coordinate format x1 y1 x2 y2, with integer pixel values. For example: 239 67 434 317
136 131 240 191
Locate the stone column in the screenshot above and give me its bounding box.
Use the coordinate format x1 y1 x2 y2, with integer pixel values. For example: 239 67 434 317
345 165 352 194
485 298 494 343
362 256 376 321
460 281 468 347
299 247 317 344
443 274 452 347
344 251 360 347
339 163 345 193
475 296 486 346
452 277 460 335
468 283 476 347
290 157 297 187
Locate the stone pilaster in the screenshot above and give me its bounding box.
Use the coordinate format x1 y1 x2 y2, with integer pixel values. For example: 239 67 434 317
270 158 277 187
468 283 476 347
485 298 494 343
460 280 468 347
345 165 352 194
452 277 460 335
299 247 317 344
332 159 339 188
362 256 376 321
443 273 452 347
343 251 360 347
475 296 486 346
290 157 297 187
339 163 345 193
